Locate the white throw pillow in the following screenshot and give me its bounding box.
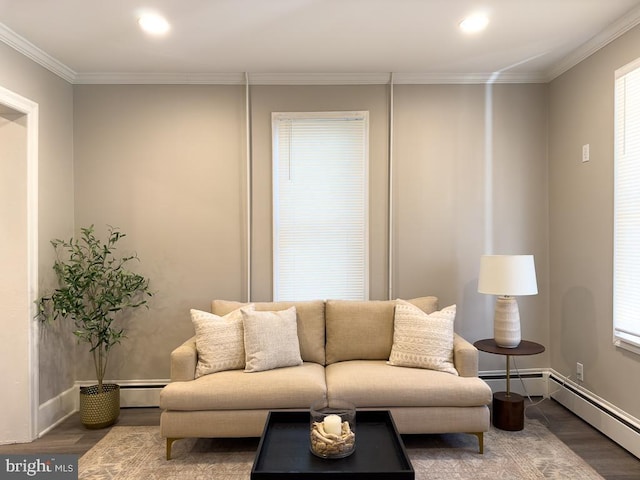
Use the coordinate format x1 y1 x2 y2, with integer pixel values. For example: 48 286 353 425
388 299 458 375
191 305 254 378
241 306 303 372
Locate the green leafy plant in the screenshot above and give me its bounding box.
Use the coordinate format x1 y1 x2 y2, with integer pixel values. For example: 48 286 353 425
37 225 153 393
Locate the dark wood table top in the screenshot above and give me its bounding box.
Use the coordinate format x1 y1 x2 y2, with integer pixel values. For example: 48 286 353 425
473 338 545 356
251 410 414 479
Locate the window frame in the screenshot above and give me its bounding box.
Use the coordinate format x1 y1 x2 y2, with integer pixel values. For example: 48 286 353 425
271 110 370 301
613 56 640 355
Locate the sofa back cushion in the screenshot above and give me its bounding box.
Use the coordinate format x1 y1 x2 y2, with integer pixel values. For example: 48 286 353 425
212 299 326 365
325 296 438 364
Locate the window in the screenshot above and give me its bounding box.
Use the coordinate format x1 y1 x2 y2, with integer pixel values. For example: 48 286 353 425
614 57 640 355
272 111 369 301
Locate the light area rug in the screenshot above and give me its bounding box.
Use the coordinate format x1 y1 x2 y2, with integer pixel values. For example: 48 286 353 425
79 420 603 480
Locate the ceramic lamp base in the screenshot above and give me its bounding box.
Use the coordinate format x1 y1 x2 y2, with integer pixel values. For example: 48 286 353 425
493 296 521 348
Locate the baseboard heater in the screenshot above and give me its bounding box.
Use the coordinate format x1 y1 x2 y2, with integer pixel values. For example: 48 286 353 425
119 384 167 390
480 372 544 381
549 373 640 436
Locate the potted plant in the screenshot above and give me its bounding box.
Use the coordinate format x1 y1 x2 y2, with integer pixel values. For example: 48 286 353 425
37 225 153 428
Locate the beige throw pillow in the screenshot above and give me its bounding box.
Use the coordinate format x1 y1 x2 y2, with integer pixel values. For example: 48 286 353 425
388 299 458 375
241 306 303 372
191 305 253 378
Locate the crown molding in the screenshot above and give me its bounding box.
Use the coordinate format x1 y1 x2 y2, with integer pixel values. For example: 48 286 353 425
392 72 547 84
247 73 393 85
0 23 76 83
544 4 640 81
73 71 546 86
74 72 393 85
74 72 246 85
250 72 546 84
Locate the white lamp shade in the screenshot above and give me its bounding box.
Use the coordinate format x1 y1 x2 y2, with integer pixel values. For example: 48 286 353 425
478 255 538 296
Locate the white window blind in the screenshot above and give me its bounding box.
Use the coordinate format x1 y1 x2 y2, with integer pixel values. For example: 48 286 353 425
614 57 640 355
272 111 369 301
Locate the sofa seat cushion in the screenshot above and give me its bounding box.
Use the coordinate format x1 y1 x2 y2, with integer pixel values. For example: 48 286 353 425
160 362 326 411
326 360 492 408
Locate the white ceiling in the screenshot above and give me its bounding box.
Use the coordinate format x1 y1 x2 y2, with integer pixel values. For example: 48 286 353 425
1 0 640 84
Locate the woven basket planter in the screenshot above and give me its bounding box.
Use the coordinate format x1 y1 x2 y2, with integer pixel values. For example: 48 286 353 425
80 384 120 429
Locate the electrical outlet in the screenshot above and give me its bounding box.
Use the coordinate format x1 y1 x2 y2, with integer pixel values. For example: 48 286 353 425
576 362 584 381
582 144 590 162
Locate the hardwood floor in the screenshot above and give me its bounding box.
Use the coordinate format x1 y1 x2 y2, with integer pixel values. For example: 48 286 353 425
0 407 161 457
1 399 638 479
524 399 640 480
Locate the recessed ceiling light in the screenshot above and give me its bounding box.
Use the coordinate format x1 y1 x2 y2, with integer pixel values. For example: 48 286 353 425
138 14 170 35
460 14 489 34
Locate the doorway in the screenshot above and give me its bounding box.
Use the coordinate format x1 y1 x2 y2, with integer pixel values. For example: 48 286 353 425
0 86 39 443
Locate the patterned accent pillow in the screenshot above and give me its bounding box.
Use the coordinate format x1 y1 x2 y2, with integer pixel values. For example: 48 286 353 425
241 306 303 372
388 299 458 375
191 305 254 378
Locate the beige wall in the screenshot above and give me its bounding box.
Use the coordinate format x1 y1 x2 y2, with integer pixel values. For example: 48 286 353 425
0 42 75 404
73 85 246 380
71 82 549 381
549 24 640 419
393 84 549 371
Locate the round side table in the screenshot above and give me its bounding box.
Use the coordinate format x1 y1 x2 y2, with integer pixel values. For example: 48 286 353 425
474 338 545 431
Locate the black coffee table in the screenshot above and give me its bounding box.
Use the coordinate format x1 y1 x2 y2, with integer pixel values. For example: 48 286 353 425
251 410 414 479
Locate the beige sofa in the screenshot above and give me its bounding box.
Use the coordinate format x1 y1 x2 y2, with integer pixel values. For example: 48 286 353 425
160 297 492 459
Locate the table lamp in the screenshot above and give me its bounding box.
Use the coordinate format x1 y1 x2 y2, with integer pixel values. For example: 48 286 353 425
478 255 538 348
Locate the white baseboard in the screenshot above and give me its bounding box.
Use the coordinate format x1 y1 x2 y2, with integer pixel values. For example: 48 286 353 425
116 379 168 407
38 385 77 437
74 379 169 408
548 369 640 459
37 380 170 435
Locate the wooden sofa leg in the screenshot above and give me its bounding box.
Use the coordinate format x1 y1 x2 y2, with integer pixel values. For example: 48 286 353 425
468 432 484 454
166 438 183 460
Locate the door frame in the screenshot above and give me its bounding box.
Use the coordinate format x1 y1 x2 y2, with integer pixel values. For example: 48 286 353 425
0 85 39 441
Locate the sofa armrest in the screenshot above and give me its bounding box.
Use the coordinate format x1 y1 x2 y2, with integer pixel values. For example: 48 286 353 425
170 336 197 382
453 333 479 377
